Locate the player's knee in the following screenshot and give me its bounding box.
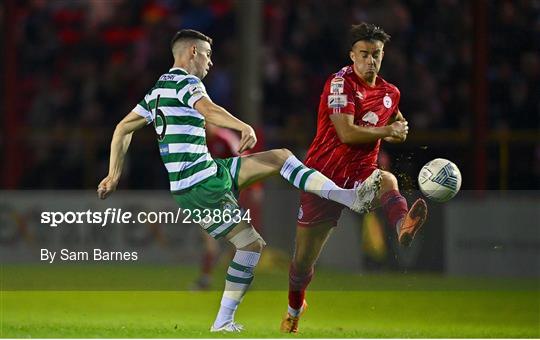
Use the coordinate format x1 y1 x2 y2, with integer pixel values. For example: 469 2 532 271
241 238 266 253
381 170 398 190
229 227 266 252
274 148 293 163
293 250 318 273
292 258 314 275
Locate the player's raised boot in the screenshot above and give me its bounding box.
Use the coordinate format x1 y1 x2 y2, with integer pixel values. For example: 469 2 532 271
351 169 382 214
398 198 428 246
210 321 244 332
280 300 308 333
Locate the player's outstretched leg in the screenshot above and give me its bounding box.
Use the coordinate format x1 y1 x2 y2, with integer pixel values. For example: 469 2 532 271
237 149 380 213
377 170 427 246
210 223 265 332
281 222 334 333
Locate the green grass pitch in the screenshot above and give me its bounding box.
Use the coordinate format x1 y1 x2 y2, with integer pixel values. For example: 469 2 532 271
1 264 538 338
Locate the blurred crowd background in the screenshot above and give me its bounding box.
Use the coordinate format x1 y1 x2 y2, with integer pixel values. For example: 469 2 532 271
2 0 539 190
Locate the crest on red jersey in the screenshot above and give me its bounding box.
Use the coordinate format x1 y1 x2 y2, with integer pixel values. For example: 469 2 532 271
383 94 392 108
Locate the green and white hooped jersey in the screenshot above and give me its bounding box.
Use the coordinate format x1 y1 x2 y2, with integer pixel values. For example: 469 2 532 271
133 67 216 193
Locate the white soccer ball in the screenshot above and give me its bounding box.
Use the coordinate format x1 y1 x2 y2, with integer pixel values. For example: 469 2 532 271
418 158 462 202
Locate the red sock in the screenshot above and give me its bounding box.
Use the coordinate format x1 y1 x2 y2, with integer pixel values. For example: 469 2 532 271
288 263 314 310
380 190 408 229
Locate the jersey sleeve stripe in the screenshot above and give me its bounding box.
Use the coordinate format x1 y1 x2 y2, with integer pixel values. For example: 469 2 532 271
175 78 191 92
176 79 196 100
133 104 153 124
181 90 193 106
187 92 207 109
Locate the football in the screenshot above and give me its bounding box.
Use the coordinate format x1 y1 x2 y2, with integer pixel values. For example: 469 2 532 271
418 158 462 202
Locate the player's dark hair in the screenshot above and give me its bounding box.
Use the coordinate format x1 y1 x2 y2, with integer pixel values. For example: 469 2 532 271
349 23 390 48
170 29 212 50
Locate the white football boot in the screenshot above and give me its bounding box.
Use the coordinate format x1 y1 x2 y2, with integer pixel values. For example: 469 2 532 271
351 169 382 214
210 321 244 332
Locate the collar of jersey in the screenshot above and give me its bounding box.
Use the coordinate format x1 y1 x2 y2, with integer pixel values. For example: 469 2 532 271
169 67 189 75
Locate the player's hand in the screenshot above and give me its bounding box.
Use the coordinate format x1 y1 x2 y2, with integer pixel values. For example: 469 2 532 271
238 124 257 153
97 175 118 200
388 120 408 140
383 135 407 143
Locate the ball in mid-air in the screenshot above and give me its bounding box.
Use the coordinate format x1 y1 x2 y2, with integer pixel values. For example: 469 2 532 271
418 158 462 202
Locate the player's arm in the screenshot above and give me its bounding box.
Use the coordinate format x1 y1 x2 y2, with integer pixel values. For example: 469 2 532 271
330 113 408 145
383 109 408 143
97 111 147 199
195 97 256 153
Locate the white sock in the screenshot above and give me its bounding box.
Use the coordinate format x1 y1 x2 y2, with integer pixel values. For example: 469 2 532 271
280 155 356 208
324 181 357 207
287 304 304 318
213 250 261 328
213 298 237 328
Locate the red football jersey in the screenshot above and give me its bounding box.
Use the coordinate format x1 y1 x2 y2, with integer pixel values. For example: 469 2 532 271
304 65 401 187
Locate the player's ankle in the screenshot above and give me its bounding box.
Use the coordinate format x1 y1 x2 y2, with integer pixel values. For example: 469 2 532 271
287 305 302 318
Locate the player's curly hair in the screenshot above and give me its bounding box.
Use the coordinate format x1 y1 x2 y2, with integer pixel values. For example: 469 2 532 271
349 23 391 47
171 29 212 50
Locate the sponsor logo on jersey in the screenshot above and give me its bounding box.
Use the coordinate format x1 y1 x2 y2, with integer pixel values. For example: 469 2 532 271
328 94 347 108
159 144 169 155
330 77 345 94
383 94 392 108
361 111 379 125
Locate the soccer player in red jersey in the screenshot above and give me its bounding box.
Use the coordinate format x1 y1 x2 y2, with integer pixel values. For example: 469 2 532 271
281 23 428 333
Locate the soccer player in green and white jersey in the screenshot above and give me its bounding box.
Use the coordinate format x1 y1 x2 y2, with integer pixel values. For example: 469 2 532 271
97 29 381 332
